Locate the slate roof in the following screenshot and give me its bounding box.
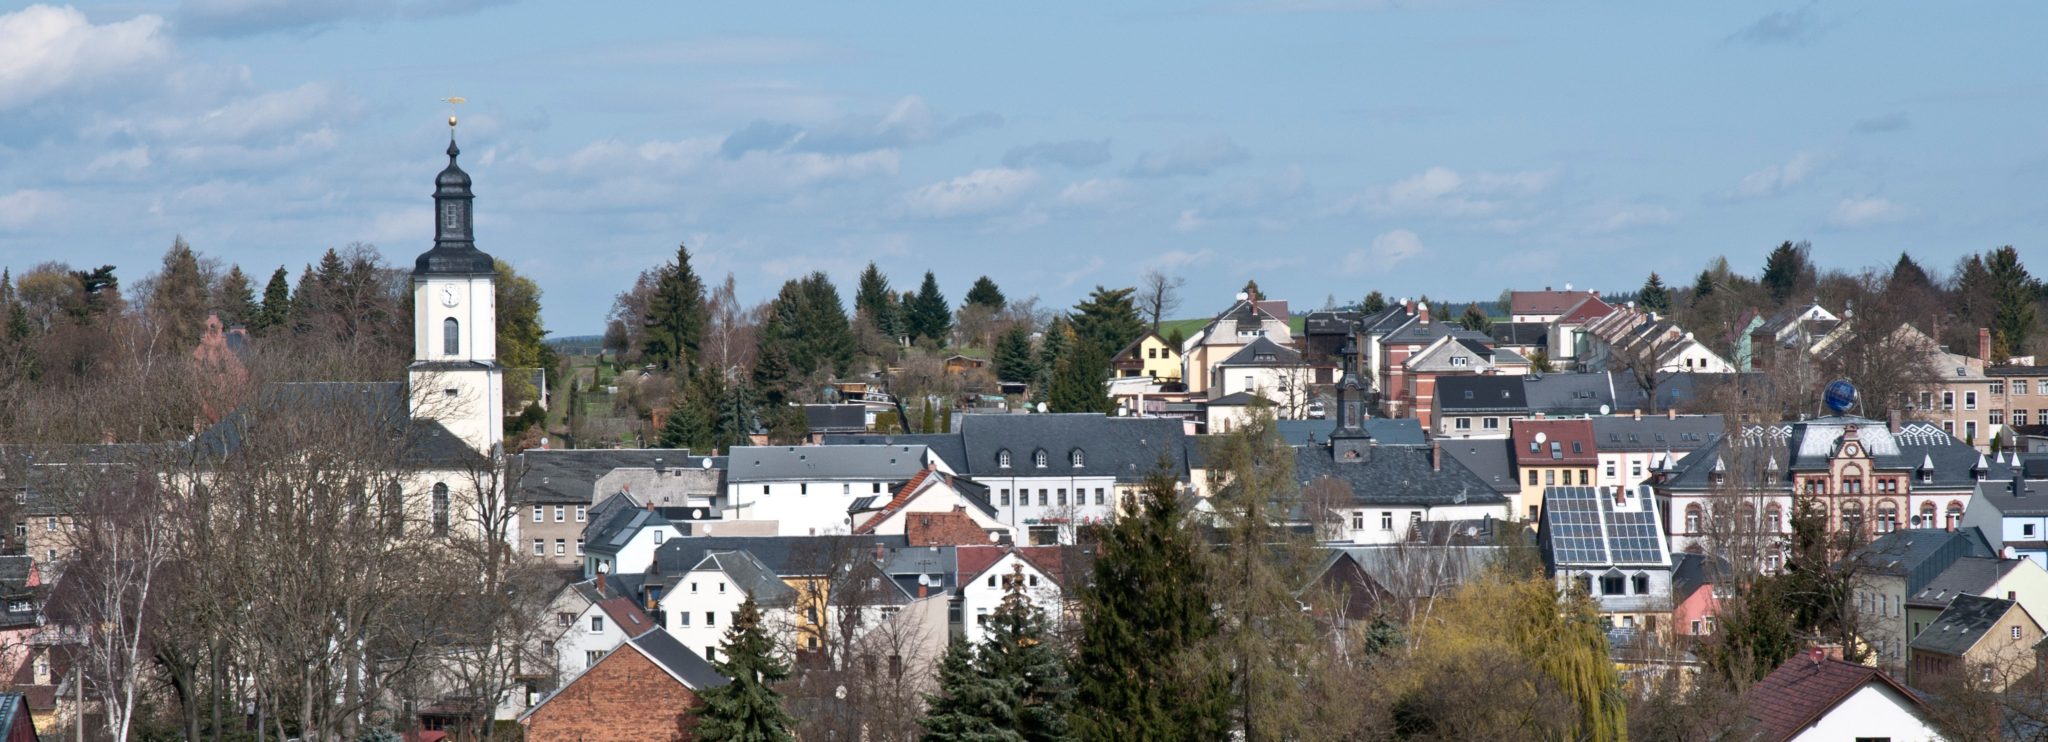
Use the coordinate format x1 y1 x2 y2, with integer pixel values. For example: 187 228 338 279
1301 311 1360 336
1908 557 2027 610
1209 392 1261 406
1850 528 1995 593
1274 419 1426 447
690 550 797 605
584 507 672 558
1973 469 2048 517
1743 656 1923 742
1441 438 1516 495
958 414 1190 483
652 534 909 577
1661 416 2007 493
818 433 967 472
725 444 929 483
1591 415 1724 453
1290 443 1507 508
191 381 478 468
1435 375 1528 413
1216 337 1304 368
1488 321 1549 348
1911 594 2023 656
628 628 730 690
1521 373 1617 416
513 449 721 505
804 404 867 433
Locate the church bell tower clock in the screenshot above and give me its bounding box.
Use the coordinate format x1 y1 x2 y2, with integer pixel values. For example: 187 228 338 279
409 116 503 457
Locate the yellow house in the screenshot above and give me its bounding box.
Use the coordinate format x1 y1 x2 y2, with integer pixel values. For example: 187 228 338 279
1112 331 1182 383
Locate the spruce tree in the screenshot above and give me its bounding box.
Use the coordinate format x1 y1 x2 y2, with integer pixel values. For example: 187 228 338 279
152 236 210 344
1760 240 1810 305
214 265 260 328
643 242 709 373
1456 302 1491 332
1986 245 2037 361
256 266 292 333
910 271 952 345
1690 269 1715 307
659 371 719 450
697 595 796 742
1637 272 1672 315
993 325 1039 383
855 262 901 339
921 639 1011 741
922 564 1073 742
1034 318 1072 400
965 276 1006 311
1071 462 1231 740
1070 286 1145 362
1048 339 1113 414
1889 252 1934 294
1360 290 1387 314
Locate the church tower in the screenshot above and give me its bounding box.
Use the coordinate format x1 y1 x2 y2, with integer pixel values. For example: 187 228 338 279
410 118 503 456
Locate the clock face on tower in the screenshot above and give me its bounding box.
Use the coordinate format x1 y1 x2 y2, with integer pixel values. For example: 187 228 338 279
440 286 459 308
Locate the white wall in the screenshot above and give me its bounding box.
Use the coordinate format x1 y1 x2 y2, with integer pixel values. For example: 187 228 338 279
666 566 755 663
960 554 1065 646
585 524 682 578
1790 683 1937 742
727 479 897 535
1332 502 1510 545
980 475 1118 542
549 599 631 678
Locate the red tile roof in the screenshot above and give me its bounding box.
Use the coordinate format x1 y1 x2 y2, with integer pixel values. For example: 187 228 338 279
957 545 1069 586
1554 295 1615 325
1743 654 1925 741
1511 290 1603 317
595 597 656 639
907 507 995 546
1511 418 1598 466
854 467 939 535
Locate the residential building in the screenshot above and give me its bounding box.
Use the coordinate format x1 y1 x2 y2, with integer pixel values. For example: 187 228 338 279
512 449 722 568
583 505 683 578
668 550 798 659
1848 528 1997 669
1539 485 1674 632
1659 415 2011 553
850 467 1010 543
1111 330 1184 383
1487 321 1549 363
1988 365 2048 451
1904 555 2048 671
1396 334 1529 429
1297 363 1509 542
723 445 933 535
1670 552 1725 639
1509 286 1603 324
1747 300 1843 369
1440 438 1518 503
1181 293 1291 397
1909 594 2042 691
1368 303 1495 423
1544 294 1617 371
541 576 658 681
520 628 726 741
1738 653 1936 742
1206 337 1313 418
1301 310 1362 381
1961 459 2048 566
957 546 1069 646
1590 412 1724 492
1579 307 1734 376
1511 419 1597 522
1432 375 1526 439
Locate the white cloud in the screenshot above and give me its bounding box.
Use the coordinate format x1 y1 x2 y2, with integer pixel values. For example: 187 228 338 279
897 167 1040 219
1173 209 1206 233
0 189 62 231
1056 178 1134 209
84 146 152 174
1344 166 1557 217
1729 151 1823 199
176 0 514 37
1587 203 1677 234
1060 256 1105 287
1342 229 1425 274
1128 135 1249 178
141 82 358 144
1828 197 1907 228
0 5 169 110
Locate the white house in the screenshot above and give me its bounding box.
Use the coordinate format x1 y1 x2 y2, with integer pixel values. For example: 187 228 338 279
541 576 657 679
665 550 798 662
1964 470 2048 568
956 546 1068 647
582 505 683 578
724 445 936 535
1740 653 1936 742
1539 485 1675 632
851 467 1010 543
1207 337 1314 418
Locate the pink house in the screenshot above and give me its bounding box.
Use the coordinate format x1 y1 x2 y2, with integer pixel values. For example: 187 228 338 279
1671 552 1723 638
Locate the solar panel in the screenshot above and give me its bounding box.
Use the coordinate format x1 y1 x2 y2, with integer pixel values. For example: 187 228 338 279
1544 486 1668 567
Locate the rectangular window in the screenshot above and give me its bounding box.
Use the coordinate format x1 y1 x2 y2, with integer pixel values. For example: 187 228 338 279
843 483 851 495
706 647 716 661
555 539 566 556
558 612 574 627
1578 470 1589 485
1038 490 1048 507
2018 410 2032 426
1993 382 2006 395
1095 488 1106 505
1966 421 1978 442
1455 418 1472 430
800 483 808 495
1351 511 1364 530
1992 409 2005 425
706 612 716 626
1057 489 1068 506
678 612 691 626
1483 417 1500 430
1966 391 1978 410
2015 626 2024 640
1605 462 1617 478
590 616 603 633
1545 470 1556 486
1381 512 1393 530
575 506 586 522
1944 391 1955 410
532 506 543 523
1631 462 1643 478
532 539 543 556
587 650 604 667
1000 489 1011 506
554 505 565 522
653 531 665 544
1528 470 1539 486
576 539 585 555
2019 382 2032 395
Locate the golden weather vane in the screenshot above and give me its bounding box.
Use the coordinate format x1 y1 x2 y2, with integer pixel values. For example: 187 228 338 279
441 96 467 130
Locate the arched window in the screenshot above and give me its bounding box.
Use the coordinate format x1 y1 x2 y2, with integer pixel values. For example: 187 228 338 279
443 317 460 356
1919 502 1937 528
997 450 1011 469
1947 501 1964 529
1840 501 1863 534
432 482 450 537
1684 504 1702 533
382 481 403 532
1740 503 1757 527
1070 449 1085 468
1034 450 1048 469
1766 504 1783 533
1876 501 1899 534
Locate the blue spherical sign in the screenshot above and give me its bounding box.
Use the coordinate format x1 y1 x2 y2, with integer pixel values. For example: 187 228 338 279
1823 380 1857 414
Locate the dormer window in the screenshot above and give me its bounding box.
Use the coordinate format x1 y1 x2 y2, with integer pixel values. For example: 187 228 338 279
1070 450 1084 467
1034 450 1048 468
998 450 1011 469
1254 353 1276 362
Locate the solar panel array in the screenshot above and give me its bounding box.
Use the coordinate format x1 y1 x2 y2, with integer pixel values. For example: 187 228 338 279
1544 487 1668 567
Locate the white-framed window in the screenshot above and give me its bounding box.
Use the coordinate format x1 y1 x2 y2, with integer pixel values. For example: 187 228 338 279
653 531 666 544
590 616 604 633
532 506 543 523
1943 391 1956 410
554 539 566 556
1351 511 1364 530
998 450 1011 468
532 539 543 556
576 539 584 555
1071 450 1085 467
575 506 586 522
1034 450 1049 468
554 505 565 522
1454 418 1471 430
1967 391 1978 410
1483 417 1500 430
1381 512 1393 530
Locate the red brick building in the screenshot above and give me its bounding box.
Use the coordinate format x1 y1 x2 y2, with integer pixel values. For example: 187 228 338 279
522 628 728 741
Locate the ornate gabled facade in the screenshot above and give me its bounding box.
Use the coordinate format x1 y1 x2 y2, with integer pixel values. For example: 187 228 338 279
1658 415 2020 556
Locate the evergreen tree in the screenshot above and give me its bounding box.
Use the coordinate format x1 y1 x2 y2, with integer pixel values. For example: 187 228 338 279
697 595 796 742
910 271 952 345
993 325 1039 383
256 266 292 333
855 262 901 340
1164 326 1186 351
1889 252 1934 294
1034 318 1072 398
290 262 319 334
921 639 1011 741
1986 245 2037 360
965 276 1006 311
1690 269 1715 307
1071 462 1231 740
151 236 210 344
1527 348 1555 374
760 273 856 380
1456 303 1491 332
642 242 709 373
922 565 1073 742
1048 337 1113 414
658 370 719 450
1760 240 1810 305
1637 272 1672 314
214 265 260 329
1359 291 1387 314
1069 286 1145 362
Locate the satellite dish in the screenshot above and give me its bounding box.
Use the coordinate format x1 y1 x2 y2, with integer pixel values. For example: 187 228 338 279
1035 402 1048 413
701 457 713 469
1236 292 1250 301
1534 431 1548 445
1598 404 1611 416
917 574 932 586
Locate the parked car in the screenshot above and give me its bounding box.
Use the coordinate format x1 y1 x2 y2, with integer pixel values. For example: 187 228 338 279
1306 401 1327 419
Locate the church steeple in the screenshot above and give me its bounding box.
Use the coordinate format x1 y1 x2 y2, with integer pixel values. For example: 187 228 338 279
1330 335 1377 462
414 117 494 276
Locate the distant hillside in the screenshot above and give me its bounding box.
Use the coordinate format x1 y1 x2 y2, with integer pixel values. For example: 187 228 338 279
547 334 606 355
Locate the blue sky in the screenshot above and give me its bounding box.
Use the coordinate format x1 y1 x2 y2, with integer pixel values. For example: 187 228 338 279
1 1 2043 334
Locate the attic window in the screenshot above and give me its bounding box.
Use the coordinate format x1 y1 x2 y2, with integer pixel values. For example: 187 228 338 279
1255 353 1276 362
998 451 1011 469
1070 450 1085 467
1550 442 1563 460
1034 450 1048 468
1465 391 1474 399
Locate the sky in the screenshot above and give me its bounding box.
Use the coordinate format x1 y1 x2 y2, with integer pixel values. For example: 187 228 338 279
1 1 2044 335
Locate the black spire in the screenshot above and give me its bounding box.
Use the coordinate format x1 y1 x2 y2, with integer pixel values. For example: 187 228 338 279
1330 334 1376 462
414 124 494 277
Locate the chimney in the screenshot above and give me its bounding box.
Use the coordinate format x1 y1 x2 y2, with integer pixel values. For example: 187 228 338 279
1418 302 1431 325
1889 409 1902 433
596 570 607 598
1632 409 1643 421
1403 298 1415 315
1978 327 1994 363
1432 440 1442 471
1666 408 1676 420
